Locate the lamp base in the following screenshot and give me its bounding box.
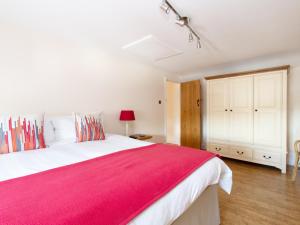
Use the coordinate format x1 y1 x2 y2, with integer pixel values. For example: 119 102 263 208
125 121 129 136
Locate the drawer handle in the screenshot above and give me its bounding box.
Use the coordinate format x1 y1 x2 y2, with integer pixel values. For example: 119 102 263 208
263 155 272 159
215 147 222 151
236 151 244 155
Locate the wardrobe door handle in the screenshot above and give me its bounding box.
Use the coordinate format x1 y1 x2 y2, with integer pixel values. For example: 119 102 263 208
255 109 258 112
230 109 233 112
225 109 228 112
197 99 200 107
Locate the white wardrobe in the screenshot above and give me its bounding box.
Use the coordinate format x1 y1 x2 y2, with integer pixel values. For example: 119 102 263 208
206 67 288 173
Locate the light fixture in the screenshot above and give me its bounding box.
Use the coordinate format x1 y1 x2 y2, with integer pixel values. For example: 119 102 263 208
175 16 190 27
197 39 201 48
189 30 193 42
160 0 201 49
160 1 170 14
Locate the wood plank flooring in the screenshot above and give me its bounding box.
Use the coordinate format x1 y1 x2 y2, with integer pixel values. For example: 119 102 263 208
219 159 300 225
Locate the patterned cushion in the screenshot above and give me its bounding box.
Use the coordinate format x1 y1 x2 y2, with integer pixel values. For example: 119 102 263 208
74 113 105 142
0 114 46 154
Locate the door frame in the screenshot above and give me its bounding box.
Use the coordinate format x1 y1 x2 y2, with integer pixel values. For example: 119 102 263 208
164 78 181 145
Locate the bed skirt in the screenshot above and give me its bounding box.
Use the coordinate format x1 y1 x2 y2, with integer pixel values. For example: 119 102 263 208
172 185 220 225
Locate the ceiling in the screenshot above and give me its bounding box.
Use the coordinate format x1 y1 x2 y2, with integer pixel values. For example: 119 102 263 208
1 0 300 75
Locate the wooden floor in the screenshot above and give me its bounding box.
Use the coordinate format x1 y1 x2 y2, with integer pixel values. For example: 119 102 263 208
219 159 300 225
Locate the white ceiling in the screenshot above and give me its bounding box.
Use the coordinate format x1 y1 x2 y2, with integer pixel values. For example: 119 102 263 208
1 0 300 75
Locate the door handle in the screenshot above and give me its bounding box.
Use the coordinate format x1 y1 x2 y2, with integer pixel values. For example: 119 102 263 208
197 99 200 107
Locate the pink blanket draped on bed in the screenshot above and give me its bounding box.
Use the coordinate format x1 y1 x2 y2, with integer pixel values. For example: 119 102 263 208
0 144 216 225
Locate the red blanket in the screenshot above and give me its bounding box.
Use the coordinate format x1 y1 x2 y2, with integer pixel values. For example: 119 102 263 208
0 144 216 225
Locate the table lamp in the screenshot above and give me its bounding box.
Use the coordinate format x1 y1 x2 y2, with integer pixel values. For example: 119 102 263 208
119 110 135 136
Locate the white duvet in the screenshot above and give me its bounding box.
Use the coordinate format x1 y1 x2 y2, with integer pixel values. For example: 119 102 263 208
0 134 232 225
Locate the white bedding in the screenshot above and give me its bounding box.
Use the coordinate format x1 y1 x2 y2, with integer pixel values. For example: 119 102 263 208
0 134 232 225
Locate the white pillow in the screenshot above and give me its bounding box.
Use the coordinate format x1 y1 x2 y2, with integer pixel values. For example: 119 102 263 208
44 119 56 146
44 115 76 146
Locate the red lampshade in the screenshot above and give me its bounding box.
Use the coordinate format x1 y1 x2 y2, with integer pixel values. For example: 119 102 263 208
119 110 135 121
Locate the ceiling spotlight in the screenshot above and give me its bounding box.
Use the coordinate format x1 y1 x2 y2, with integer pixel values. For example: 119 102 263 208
189 31 193 42
197 39 201 49
160 2 170 14
175 16 190 27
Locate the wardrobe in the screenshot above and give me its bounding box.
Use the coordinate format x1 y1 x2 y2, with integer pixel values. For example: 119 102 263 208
206 66 288 173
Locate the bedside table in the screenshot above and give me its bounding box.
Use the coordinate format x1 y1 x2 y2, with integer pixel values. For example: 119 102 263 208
129 134 153 141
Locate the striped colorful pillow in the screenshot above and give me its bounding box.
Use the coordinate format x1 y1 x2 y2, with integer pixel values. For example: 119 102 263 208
74 113 105 143
0 114 46 154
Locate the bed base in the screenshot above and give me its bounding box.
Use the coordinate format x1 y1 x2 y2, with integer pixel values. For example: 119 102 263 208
172 185 220 225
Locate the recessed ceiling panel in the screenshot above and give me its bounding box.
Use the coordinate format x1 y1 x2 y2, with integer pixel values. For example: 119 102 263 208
122 35 183 62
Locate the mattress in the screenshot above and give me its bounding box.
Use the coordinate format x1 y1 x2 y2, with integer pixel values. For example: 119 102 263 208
0 134 232 225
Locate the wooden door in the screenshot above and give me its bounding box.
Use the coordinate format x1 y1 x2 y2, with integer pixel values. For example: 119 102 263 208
254 72 282 147
181 80 201 148
229 76 253 144
208 78 230 142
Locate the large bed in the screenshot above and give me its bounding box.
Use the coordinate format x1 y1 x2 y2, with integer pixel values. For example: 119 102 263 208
0 134 232 225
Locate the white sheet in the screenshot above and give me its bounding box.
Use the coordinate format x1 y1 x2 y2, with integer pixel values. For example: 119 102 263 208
0 134 232 225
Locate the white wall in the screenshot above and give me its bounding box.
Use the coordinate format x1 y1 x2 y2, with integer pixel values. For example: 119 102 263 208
166 81 180 144
180 51 300 165
0 24 170 136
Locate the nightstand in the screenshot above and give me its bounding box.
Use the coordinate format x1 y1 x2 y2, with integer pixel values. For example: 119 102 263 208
129 134 153 141
130 134 166 144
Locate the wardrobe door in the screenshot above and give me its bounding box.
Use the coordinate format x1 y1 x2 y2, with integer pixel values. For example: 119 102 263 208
208 79 230 142
254 72 282 147
181 80 201 148
229 76 253 143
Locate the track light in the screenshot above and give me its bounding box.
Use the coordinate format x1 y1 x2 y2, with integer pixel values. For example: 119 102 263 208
160 2 170 14
175 17 190 27
197 39 201 48
189 31 193 42
160 0 202 49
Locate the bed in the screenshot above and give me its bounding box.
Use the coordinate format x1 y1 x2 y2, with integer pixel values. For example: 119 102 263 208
0 134 232 225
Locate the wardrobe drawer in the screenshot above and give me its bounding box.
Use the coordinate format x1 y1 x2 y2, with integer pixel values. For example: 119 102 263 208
207 143 229 156
253 151 281 164
230 146 253 160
